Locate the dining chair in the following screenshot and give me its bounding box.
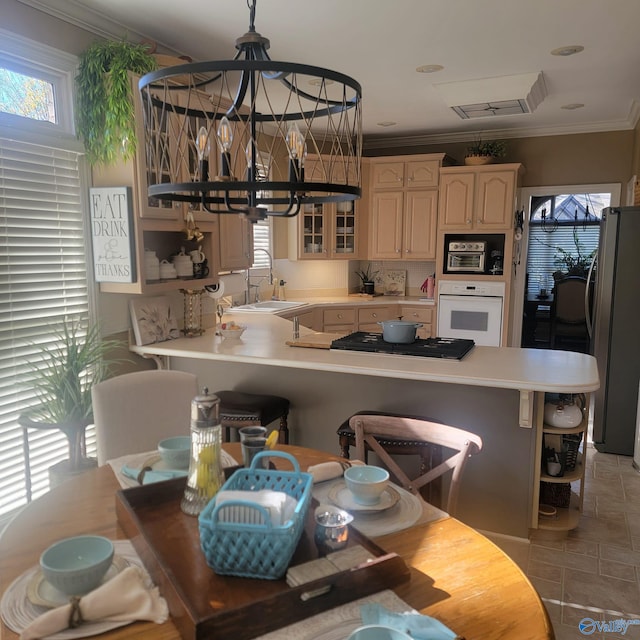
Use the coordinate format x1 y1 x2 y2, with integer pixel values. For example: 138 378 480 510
549 276 589 351
91 370 199 464
349 413 483 515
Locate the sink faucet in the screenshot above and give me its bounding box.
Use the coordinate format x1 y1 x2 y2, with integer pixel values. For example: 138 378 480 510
246 248 274 304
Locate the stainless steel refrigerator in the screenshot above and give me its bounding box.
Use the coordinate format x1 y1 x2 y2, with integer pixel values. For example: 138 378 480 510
590 206 640 455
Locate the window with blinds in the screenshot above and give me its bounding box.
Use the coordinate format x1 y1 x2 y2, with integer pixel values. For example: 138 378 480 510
526 193 607 291
251 156 273 269
0 33 93 520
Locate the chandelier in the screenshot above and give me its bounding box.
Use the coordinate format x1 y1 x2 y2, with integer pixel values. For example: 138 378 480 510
138 0 362 223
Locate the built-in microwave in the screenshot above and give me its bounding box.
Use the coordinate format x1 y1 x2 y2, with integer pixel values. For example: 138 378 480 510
446 241 487 273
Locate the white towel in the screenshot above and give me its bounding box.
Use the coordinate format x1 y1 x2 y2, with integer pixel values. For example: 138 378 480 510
307 460 365 484
19 566 168 640
214 489 297 526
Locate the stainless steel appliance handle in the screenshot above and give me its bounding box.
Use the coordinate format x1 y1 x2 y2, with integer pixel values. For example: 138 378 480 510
585 252 597 338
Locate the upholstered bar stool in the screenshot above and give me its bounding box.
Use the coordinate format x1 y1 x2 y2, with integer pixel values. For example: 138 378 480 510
214 390 290 444
337 410 444 506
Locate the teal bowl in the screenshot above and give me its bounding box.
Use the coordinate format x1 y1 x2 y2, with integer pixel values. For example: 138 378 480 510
158 436 191 469
344 465 389 505
347 625 412 640
40 535 114 596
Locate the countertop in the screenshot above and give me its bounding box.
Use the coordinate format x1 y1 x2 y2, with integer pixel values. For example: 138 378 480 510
131 313 599 395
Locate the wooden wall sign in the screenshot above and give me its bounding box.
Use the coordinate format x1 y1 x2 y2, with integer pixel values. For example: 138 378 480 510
89 186 136 283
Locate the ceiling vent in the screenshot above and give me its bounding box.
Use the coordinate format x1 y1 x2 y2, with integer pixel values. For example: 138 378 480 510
434 72 547 120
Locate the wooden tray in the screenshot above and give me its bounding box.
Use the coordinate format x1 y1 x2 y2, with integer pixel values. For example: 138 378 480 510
285 332 340 349
116 477 410 640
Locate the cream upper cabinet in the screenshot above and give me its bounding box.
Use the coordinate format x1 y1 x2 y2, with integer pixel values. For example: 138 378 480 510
368 154 447 261
218 214 253 271
438 164 523 231
372 158 440 190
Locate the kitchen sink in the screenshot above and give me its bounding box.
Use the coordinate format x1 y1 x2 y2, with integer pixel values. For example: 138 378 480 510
230 301 308 313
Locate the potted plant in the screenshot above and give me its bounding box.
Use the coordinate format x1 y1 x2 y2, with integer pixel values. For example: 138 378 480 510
553 228 596 278
75 40 157 165
464 138 507 165
355 264 379 294
19 319 125 477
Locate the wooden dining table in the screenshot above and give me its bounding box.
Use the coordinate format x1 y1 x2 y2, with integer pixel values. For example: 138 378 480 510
0 444 554 640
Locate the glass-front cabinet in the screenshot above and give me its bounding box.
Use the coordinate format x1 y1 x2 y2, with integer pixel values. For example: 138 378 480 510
291 155 360 260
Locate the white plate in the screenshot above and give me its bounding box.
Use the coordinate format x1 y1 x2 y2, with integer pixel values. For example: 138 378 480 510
328 481 401 513
26 555 130 608
0 541 149 640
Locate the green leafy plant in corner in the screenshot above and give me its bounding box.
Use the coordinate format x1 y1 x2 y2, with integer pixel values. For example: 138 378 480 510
355 263 379 285
20 319 126 469
466 138 507 159
75 40 157 166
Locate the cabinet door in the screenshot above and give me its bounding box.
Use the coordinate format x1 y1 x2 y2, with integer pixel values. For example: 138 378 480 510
299 203 329 259
371 162 404 189
370 192 403 259
405 160 440 188
475 170 515 229
218 214 252 271
131 75 183 222
438 173 474 229
403 190 438 259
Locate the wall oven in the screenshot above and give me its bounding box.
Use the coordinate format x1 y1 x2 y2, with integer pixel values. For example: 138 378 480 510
437 280 505 346
446 241 487 273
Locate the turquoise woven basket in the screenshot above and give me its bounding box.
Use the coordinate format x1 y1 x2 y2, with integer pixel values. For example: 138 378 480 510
198 451 313 579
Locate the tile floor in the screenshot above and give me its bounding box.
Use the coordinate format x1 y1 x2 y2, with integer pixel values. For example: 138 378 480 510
487 444 640 640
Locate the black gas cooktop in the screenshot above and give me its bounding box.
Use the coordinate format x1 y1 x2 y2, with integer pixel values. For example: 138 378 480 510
330 332 475 360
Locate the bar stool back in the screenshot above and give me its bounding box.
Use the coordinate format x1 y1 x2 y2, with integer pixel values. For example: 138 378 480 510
215 390 290 444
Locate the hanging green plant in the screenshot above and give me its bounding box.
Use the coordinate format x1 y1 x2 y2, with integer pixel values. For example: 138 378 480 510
75 40 157 166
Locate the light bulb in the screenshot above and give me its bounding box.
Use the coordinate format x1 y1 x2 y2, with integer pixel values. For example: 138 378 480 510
196 127 210 161
286 123 305 160
217 116 233 153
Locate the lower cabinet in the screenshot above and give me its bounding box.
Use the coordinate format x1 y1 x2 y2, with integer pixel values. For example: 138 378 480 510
534 393 588 533
322 307 356 334
399 306 433 339
357 306 396 333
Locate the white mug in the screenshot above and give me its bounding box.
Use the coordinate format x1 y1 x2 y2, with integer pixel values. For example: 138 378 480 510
190 249 206 264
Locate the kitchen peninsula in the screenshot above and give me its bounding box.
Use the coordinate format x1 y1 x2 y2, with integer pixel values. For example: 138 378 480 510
130 313 599 539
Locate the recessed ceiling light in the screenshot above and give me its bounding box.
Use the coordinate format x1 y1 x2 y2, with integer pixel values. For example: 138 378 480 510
416 64 444 74
377 121 396 127
551 45 584 57
561 103 585 110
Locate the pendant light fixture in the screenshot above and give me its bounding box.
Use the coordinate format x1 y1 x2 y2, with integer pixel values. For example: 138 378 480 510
138 0 362 223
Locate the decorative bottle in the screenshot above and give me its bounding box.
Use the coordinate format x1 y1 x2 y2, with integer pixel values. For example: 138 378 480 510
180 388 225 516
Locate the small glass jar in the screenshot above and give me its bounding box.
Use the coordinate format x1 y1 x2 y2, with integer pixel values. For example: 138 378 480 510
180 388 225 516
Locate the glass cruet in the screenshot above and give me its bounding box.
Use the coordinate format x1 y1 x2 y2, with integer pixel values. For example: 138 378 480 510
180 387 225 516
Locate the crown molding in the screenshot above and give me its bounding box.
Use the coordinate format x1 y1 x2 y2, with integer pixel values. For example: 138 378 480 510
364 103 640 151
15 0 184 55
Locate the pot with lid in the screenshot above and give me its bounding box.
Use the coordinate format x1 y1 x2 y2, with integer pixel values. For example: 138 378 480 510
544 394 585 429
377 320 423 344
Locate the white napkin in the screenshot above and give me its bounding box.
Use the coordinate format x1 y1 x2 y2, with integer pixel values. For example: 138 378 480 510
214 489 297 526
307 459 365 483
20 566 168 640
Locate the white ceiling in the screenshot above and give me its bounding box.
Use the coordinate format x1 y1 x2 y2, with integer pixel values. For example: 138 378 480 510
25 0 640 145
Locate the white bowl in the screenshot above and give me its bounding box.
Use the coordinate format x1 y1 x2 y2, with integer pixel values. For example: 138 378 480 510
158 435 191 469
220 323 246 339
343 465 389 505
40 535 114 596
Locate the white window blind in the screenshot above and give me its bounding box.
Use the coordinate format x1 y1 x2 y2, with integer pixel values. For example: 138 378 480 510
0 137 93 515
251 155 272 268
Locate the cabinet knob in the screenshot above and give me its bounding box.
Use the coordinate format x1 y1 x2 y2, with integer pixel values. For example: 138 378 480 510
466 218 472 224
396 248 401 253
372 313 377 318
408 176 414 181
337 313 343 319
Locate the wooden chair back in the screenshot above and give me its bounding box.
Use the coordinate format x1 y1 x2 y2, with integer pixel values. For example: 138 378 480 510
350 414 482 515
92 370 198 464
